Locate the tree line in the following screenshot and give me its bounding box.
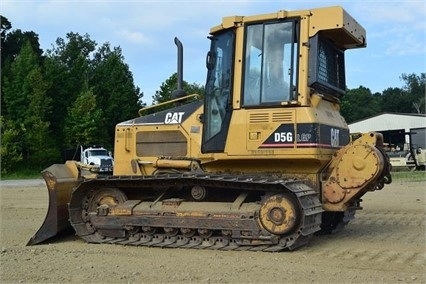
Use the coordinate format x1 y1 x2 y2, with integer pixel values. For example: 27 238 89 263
341 74 425 123
1 15 424 175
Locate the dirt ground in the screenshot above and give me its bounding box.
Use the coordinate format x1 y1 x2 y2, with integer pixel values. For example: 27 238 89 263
0 178 425 283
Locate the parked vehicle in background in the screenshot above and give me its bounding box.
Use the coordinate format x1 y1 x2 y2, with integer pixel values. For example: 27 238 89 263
385 129 426 171
80 146 114 173
63 145 114 173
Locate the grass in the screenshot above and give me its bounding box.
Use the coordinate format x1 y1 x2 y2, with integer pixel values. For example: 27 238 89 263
390 170 426 182
1 168 43 180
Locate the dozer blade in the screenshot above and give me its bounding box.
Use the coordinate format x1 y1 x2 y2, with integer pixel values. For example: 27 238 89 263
27 161 81 245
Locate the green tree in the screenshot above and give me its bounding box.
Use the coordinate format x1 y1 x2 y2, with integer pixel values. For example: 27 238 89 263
379 73 425 114
90 43 143 147
1 16 43 70
341 86 380 123
64 88 103 148
152 73 204 104
25 66 58 167
2 41 37 121
400 73 425 114
380 87 411 113
0 15 11 39
148 73 204 114
0 116 23 174
43 32 97 148
2 40 55 169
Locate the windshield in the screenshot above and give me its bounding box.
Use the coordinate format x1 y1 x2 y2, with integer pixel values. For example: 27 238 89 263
88 150 108 156
243 20 298 106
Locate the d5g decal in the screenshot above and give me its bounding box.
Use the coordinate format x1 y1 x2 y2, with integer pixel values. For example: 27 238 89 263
260 123 349 149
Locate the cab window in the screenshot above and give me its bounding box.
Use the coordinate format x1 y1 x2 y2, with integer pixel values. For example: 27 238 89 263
243 20 298 106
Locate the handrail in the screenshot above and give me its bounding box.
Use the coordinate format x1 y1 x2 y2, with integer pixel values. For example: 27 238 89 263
138 93 200 116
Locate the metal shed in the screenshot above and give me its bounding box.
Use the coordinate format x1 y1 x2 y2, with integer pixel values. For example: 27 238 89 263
348 113 426 149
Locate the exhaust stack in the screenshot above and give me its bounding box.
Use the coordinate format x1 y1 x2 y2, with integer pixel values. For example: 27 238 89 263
171 37 186 99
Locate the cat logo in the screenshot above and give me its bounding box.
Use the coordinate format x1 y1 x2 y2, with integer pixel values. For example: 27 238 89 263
164 112 184 124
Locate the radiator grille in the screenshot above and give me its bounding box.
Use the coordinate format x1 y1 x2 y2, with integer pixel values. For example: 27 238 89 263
249 111 294 123
136 131 187 156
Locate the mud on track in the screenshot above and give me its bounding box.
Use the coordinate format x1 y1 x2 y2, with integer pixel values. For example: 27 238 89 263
0 179 425 283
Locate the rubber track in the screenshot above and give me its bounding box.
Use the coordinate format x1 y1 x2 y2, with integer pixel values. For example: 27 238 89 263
69 174 323 252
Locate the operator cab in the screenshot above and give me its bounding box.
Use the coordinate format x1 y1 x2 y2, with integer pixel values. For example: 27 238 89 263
201 8 355 153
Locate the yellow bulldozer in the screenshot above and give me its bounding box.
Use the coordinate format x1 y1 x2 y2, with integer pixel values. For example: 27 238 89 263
28 6 391 251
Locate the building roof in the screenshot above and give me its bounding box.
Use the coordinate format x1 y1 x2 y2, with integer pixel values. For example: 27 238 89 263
348 112 426 133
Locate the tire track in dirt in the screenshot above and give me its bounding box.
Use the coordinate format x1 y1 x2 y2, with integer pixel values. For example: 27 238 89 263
309 209 425 266
354 210 425 227
310 246 425 266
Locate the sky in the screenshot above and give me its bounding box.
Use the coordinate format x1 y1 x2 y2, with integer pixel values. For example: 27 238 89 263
2 0 425 105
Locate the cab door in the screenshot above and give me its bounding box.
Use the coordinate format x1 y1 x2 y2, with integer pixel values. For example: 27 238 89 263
202 30 234 153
